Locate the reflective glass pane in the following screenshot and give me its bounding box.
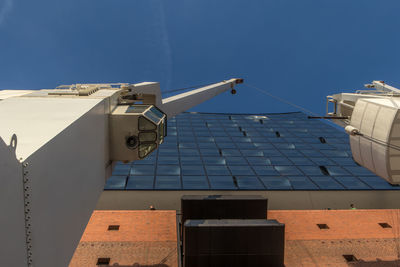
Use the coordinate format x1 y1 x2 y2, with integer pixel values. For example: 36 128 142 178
259 176 292 190
228 165 255 176
155 176 181 189
358 176 398 189
181 165 205 175
205 165 231 175
202 157 226 165
252 166 279 176
156 165 181 175
130 165 155 175
334 176 371 190
274 166 302 175
126 176 154 189
225 157 249 165
236 176 265 189
105 175 127 190
287 176 318 190
246 157 271 166
182 176 209 189
309 176 344 190
208 176 237 190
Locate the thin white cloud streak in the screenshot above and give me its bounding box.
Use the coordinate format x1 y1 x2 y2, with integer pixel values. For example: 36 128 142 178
0 0 13 25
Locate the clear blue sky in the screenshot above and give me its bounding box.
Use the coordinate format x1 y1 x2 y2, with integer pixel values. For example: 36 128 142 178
1 0 400 115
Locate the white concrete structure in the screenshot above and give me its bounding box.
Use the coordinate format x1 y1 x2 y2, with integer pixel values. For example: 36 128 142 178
0 78 242 267
327 80 400 184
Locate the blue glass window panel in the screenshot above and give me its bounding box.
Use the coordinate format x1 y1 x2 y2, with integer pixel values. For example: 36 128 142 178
300 150 324 157
274 166 303 175
261 132 277 138
334 176 371 190
212 136 229 142
112 165 131 176
273 143 296 150
196 137 215 142
208 176 237 190
310 144 336 150
321 150 349 157
251 137 270 143
198 142 218 148
325 166 350 176
157 157 179 165
212 131 228 136
105 175 127 190
344 166 375 176
259 176 292 190
200 148 221 156
217 143 237 149
178 136 196 142
309 157 336 166
225 157 249 165
182 176 210 189
301 138 321 144
202 157 226 165
236 176 265 189
287 176 318 190
155 176 181 189
246 157 271 166
195 131 212 137
236 142 257 149
358 176 398 189
167 131 177 136
133 157 156 165
156 165 181 175
126 176 154 189
293 133 312 138
297 166 323 176
262 149 283 157
245 131 262 137
331 158 357 166
162 142 178 148
205 165 231 175
240 149 263 157
288 157 314 165
221 149 242 156
229 131 246 137
228 165 255 176
180 156 202 165
178 132 194 137
267 137 286 143
179 148 200 156
131 165 155 175
181 165 205 175
291 143 311 150
331 144 351 150
309 176 345 189
254 143 274 149
231 137 252 143
179 143 197 149
269 157 293 165
280 150 303 157
158 148 179 156
252 166 279 176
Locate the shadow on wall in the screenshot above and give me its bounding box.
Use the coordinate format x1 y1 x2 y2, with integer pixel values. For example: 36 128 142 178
350 259 400 267
109 264 169 267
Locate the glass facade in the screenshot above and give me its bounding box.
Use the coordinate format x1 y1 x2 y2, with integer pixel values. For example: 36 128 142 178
106 112 400 190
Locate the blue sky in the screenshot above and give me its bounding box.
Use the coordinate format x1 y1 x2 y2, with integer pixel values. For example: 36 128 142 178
1 0 400 115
